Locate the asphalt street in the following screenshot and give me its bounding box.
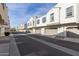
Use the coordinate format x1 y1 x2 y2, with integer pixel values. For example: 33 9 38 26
10 32 79 56
13 35 71 56
10 32 71 56
28 34 79 51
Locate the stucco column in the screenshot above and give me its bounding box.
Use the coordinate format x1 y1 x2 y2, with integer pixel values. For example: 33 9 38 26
57 27 67 37
41 28 45 35
33 28 36 34
1 27 5 36
63 27 67 37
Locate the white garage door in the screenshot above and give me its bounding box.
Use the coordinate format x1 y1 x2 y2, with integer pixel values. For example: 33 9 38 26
67 27 79 38
36 29 41 34
45 28 57 35
67 28 79 34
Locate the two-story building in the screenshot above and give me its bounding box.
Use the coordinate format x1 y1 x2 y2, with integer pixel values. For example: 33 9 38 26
27 3 79 38
16 24 26 32
0 3 10 36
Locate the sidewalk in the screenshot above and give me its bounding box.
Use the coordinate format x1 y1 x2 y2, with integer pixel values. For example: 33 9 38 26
0 36 10 56
0 36 10 44
9 36 20 56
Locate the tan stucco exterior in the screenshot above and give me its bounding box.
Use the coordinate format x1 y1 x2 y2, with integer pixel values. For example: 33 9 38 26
0 3 10 36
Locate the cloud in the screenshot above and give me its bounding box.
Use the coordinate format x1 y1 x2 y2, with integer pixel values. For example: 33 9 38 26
7 3 56 28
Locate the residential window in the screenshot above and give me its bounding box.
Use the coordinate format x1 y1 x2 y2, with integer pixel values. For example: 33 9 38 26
28 23 29 26
0 14 2 20
0 14 2 19
1 3 5 9
37 19 40 24
42 17 46 23
33 21 34 25
66 6 74 18
30 22 32 26
50 13 54 22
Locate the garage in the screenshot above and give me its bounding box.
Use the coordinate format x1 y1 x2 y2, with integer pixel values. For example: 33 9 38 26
35 28 41 34
45 28 57 35
66 27 79 38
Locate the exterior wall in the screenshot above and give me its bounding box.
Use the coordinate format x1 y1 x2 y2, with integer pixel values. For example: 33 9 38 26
0 4 5 22
0 26 5 36
41 28 45 35
57 27 67 36
76 4 79 23
27 3 79 37
47 7 60 25
27 16 37 29
32 28 36 34
27 17 34 28
0 3 10 36
59 4 77 24
67 28 79 35
45 28 57 35
17 29 26 32
36 15 47 27
35 28 41 34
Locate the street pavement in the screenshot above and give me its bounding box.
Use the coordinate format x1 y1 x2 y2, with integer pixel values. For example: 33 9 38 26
12 32 79 56
13 34 71 56
10 32 76 56
28 34 79 51
0 36 10 56
9 36 20 56
0 32 79 56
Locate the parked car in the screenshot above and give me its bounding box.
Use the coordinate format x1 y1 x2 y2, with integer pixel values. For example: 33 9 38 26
4 32 10 36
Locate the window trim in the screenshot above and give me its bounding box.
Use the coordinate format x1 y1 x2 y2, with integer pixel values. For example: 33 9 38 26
2 3 5 9
42 17 46 23
33 21 34 25
50 13 54 22
66 6 74 18
37 19 40 24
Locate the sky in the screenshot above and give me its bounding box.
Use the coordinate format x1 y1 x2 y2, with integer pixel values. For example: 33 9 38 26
6 3 56 28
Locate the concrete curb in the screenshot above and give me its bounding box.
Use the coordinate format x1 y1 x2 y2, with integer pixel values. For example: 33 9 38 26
9 36 20 56
28 36 79 56
28 34 79 43
45 35 79 43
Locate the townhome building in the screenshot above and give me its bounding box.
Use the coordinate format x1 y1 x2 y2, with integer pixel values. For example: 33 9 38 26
56 3 79 37
27 16 38 33
16 24 26 32
0 3 10 36
27 3 79 38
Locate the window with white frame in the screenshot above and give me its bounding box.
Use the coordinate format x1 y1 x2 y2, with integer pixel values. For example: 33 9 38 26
42 17 46 23
27 23 29 26
33 21 34 25
66 6 74 18
37 19 40 24
50 13 54 22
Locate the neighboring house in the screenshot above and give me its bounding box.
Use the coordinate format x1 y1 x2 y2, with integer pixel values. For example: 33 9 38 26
0 3 10 36
16 24 26 32
27 3 79 37
27 16 38 33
